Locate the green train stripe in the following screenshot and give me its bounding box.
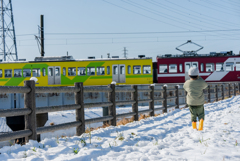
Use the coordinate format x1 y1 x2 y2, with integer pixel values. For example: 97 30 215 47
89 76 112 79
61 75 90 85
87 62 105 67
0 79 9 81
2 63 50 86
5 77 26 86
61 62 107 84
23 63 49 69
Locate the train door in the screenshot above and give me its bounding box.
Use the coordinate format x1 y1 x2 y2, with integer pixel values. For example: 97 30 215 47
112 64 126 83
184 62 198 80
48 66 61 85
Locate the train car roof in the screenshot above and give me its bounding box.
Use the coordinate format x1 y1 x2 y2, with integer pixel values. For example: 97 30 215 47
0 56 152 64
157 53 240 59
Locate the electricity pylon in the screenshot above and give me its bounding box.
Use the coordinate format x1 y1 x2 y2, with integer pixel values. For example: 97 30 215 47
0 0 18 61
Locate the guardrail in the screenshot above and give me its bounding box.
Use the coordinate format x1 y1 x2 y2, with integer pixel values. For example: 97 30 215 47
0 81 239 143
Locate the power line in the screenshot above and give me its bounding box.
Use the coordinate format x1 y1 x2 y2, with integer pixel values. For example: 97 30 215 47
44 29 240 35
14 33 240 42
165 0 240 27
17 37 240 47
103 0 239 41
150 0 240 28
130 0 238 40
189 0 239 17
101 0 189 30
16 34 37 36
220 0 240 7
145 0 240 40
201 0 240 12
121 0 211 30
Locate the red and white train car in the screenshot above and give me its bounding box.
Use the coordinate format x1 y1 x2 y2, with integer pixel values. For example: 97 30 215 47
156 52 240 83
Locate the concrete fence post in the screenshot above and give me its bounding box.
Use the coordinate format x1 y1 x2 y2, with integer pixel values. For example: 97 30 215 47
163 86 167 113
229 83 231 98
131 85 138 121
175 85 179 109
208 85 211 103
149 85 154 117
234 83 236 96
24 80 37 142
108 83 116 126
238 83 240 94
185 91 188 108
222 84 224 100
215 85 218 102
75 82 85 136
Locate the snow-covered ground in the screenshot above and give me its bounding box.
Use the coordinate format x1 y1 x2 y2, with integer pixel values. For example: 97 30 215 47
0 96 240 160
0 105 166 140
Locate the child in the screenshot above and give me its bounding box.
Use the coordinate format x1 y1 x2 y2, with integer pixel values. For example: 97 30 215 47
183 67 208 131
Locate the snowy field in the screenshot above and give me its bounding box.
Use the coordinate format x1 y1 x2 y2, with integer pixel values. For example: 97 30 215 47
0 96 240 160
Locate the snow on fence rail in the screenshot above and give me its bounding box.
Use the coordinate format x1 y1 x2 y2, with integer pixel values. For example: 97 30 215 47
0 81 239 144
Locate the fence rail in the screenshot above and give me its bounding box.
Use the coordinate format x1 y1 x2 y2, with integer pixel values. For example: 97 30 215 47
0 81 239 143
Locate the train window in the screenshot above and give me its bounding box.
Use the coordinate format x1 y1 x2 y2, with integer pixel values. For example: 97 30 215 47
0 69 2 77
120 66 125 74
226 62 234 71
55 67 60 76
206 63 214 72
185 63 191 72
113 66 118 74
87 67 95 75
32 69 40 77
179 64 182 72
128 65 131 74
236 62 240 71
143 65 151 74
23 69 31 77
159 65 167 73
68 67 76 76
78 67 86 76
48 68 53 76
42 68 46 76
107 66 110 75
63 67 66 76
192 63 198 68
200 63 204 72
97 67 105 75
169 64 177 73
5 69 12 78
216 63 224 71
14 69 22 77
133 65 141 74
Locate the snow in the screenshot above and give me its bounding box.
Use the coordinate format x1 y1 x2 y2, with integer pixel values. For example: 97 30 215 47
0 96 240 160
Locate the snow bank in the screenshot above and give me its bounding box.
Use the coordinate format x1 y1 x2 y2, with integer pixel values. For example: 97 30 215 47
0 96 240 160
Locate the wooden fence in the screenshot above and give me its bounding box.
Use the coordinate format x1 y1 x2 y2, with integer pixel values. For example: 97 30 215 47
0 81 239 143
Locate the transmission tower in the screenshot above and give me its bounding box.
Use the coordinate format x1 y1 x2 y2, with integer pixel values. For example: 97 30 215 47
0 0 18 61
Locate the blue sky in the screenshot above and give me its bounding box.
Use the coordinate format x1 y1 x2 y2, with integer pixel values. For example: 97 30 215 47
11 0 240 61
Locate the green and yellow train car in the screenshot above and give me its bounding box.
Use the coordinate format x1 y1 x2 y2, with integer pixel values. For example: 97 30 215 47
0 56 153 86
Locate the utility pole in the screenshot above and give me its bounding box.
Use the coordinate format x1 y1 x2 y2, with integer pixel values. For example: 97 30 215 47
123 47 128 58
35 15 45 57
0 0 18 61
40 15 44 57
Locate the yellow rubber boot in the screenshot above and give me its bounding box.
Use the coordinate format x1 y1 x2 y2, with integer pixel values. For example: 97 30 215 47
198 119 204 131
192 122 197 130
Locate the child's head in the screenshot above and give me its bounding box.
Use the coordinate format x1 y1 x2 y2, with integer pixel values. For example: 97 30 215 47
188 67 199 80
